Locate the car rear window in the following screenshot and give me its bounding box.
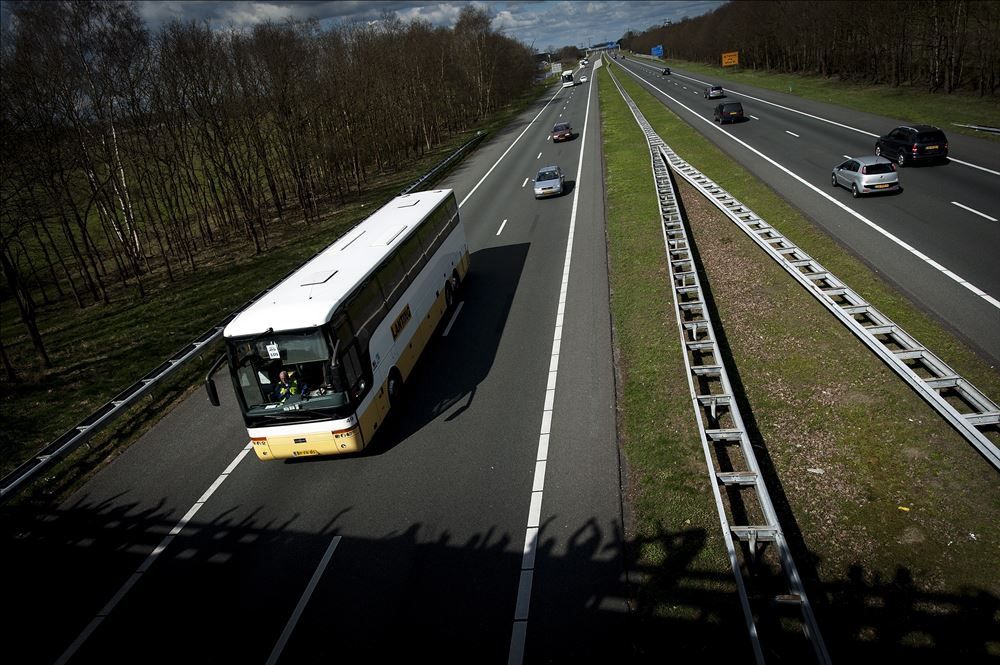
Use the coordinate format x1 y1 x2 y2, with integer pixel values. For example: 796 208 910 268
917 131 946 143
723 104 742 112
865 163 894 174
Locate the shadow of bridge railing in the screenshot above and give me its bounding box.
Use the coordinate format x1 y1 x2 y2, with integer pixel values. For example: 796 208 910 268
1 494 996 664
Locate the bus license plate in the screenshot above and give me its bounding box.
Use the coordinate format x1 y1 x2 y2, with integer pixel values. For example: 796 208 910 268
292 449 319 457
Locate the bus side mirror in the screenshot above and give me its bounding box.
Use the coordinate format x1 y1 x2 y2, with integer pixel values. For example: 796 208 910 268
206 378 220 407
205 352 227 407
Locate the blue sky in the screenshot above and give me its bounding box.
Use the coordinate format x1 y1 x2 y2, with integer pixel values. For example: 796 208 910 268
129 1 723 50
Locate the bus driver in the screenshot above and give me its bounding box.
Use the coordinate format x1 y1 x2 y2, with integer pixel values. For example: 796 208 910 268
272 370 305 402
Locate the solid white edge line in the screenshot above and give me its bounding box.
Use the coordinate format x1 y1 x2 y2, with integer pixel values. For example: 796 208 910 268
951 201 998 222
55 443 254 665
619 65 1000 310
265 535 343 665
442 301 465 337
507 56 597 665
632 59 1000 176
459 84 564 209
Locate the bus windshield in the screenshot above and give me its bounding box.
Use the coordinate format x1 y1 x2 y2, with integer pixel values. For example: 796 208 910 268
228 329 353 426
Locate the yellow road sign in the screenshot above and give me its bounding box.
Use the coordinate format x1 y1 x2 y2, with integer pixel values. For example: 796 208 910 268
722 51 739 67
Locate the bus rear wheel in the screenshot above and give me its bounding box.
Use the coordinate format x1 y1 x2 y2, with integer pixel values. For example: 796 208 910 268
445 281 455 310
387 368 403 409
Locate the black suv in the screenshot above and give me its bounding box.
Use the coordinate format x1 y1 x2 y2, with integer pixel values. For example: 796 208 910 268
714 102 744 124
874 125 949 166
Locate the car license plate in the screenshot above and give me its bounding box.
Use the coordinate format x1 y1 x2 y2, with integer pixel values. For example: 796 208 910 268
926 145 939 150
875 184 889 189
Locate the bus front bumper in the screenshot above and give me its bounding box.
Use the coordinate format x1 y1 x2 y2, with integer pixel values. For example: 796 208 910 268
251 425 363 460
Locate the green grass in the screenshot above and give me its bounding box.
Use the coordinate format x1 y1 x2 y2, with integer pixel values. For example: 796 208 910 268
603 60 1000 661
598 63 744 658
0 82 551 503
632 54 1000 141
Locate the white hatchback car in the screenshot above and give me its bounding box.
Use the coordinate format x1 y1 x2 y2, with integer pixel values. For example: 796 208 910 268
580 75 588 83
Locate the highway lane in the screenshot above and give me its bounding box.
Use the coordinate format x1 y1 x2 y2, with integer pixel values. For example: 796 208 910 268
6 68 627 664
615 57 1000 364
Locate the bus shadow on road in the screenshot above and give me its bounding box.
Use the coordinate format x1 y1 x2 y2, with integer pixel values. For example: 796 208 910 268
364 242 530 456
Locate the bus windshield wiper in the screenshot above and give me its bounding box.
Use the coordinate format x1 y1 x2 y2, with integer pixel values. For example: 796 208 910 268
268 409 327 422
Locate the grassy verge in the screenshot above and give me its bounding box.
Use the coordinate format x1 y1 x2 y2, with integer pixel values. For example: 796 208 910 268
599 65 745 659
601 62 1000 662
630 54 1000 141
0 83 551 503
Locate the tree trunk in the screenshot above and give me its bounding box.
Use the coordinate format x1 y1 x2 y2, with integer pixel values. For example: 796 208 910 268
1 246 51 368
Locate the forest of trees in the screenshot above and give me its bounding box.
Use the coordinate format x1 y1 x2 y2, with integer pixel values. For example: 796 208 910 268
622 0 1000 96
0 1 536 377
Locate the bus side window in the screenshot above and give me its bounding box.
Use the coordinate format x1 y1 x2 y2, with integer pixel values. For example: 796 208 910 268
346 279 387 347
418 207 446 256
340 342 368 401
445 197 459 232
397 232 427 283
376 254 409 310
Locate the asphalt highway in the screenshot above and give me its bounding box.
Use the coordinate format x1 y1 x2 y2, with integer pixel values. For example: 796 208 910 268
6 65 628 664
616 57 1000 365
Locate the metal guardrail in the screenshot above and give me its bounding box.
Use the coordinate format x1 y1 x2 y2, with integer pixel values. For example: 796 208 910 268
1 130 491 503
608 61 832 665
399 130 487 196
0 282 279 502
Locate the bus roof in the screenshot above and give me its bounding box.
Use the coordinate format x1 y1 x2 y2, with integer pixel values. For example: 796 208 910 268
224 189 453 338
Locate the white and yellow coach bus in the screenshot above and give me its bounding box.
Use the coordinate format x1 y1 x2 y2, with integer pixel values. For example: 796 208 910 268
206 189 469 460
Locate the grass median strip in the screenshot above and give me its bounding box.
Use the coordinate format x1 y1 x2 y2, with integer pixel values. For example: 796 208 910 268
599 65 745 659
605 64 1000 661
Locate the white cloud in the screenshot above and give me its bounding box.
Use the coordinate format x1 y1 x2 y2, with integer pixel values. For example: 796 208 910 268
394 3 466 26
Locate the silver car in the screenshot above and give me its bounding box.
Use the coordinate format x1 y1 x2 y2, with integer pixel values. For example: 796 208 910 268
831 156 900 198
533 165 564 198
705 85 724 99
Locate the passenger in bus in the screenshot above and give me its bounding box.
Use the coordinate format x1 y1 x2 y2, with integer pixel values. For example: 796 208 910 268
272 370 306 402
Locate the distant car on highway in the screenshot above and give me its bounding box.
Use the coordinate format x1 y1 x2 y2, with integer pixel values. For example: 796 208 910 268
551 122 573 142
714 102 744 124
534 165 565 199
874 125 949 166
831 156 900 198
662 67 671 75
580 75 588 83
705 85 724 99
